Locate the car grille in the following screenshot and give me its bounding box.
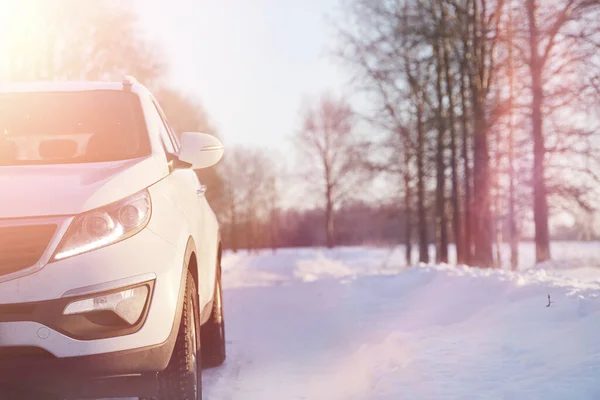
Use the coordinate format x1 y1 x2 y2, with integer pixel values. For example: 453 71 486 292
0 224 57 276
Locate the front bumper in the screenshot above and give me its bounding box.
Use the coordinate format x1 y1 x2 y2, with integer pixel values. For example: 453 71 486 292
0 227 187 363
0 322 180 399
0 322 178 382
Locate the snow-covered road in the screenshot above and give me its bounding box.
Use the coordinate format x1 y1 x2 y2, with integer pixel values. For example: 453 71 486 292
203 246 600 400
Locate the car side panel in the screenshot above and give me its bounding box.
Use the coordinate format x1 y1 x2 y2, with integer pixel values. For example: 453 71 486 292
146 93 219 311
190 172 217 309
171 169 212 308
145 177 192 249
145 158 215 311
199 190 220 300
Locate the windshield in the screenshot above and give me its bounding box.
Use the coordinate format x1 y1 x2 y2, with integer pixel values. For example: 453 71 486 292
0 90 150 166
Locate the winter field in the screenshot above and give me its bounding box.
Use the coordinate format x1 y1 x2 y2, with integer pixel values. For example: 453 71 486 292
202 241 600 400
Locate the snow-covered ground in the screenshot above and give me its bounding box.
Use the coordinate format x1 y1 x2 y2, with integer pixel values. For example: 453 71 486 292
204 243 600 400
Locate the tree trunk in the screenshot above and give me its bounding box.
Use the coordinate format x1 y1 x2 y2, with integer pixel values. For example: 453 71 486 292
460 49 473 265
246 207 256 253
325 184 335 248
508 3 519 270
471 96 494 267
494 125 503 267
434 38 448 264
417 104 429 264
526 0 551 263
404 157 413 266
442 14 462 265
270 209 279 254
470 0 494 267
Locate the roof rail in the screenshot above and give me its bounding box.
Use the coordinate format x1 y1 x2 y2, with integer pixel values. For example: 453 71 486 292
122 75 137 91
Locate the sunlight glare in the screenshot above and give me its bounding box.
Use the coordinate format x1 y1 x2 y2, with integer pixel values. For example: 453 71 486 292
0 0 44 82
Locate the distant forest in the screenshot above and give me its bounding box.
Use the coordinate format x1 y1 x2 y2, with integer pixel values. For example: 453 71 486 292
216 200 600 252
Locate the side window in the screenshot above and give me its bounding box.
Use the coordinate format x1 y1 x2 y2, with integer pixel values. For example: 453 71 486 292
152 100 180 152
156 116 175 154
167 123 181 150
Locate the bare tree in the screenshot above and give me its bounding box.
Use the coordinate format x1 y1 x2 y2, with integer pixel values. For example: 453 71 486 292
430 0 449 264
335 0 434 263
507 1 519 270
410 65 432 265
265 173 281 253
219 147 280 251
525 0 551 263
0 0 163 85
457 3 474 264
296 94 362 248
468 0 505 267
332 0 600 266
155 88 216 136
440 1 464 265
522 0 600 263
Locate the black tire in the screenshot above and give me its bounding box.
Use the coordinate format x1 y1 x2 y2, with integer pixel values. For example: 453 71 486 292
156 270 201 400
201 264 226 368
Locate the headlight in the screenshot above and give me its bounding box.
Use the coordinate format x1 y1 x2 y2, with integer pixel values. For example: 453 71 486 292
52 190 151 261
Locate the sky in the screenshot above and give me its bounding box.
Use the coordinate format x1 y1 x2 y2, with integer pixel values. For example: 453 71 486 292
135 0 350 152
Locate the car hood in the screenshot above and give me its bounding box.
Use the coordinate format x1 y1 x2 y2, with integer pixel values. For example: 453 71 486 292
0 157 167 218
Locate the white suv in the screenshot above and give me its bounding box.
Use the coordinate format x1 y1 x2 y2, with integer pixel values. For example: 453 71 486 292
0 77 226 399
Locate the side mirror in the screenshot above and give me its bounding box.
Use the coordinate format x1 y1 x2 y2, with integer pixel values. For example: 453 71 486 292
177 132 224 170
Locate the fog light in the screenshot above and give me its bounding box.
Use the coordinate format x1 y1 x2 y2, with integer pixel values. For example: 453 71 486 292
63 286 149 325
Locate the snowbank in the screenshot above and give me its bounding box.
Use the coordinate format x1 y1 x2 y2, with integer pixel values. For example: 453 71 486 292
206 247 600 400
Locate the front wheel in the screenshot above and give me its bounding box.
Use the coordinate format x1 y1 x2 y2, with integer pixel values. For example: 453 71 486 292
156 270 201 400
201 265 226 368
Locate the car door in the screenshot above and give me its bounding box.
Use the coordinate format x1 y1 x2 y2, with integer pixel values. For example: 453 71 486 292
151 100 214 307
